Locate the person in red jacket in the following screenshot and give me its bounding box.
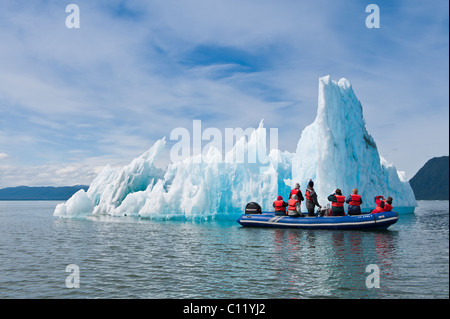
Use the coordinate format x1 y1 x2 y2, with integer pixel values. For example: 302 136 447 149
327 189 346 216
273 195 288 215
371 195 393 214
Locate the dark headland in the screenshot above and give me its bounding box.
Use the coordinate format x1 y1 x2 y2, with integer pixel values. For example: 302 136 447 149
409 156 449 200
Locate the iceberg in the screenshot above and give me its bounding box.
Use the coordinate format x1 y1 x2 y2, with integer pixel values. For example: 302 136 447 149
55 121 287 219
54 76 417 219
291 76 416 213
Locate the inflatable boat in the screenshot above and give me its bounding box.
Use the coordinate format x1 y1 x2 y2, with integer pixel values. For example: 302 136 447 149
236 211 399 230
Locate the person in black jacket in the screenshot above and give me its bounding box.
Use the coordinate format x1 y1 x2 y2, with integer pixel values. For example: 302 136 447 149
305 179 321 216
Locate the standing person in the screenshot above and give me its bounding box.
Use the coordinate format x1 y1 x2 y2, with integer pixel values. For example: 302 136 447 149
273 195 288 215
305 179 321 216
327 189 346 216
346 188 362 215
289 183 304 202
287 194 303 217
371 195 393 214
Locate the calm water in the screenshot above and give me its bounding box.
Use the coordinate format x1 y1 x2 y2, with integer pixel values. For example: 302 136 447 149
0 200 448 299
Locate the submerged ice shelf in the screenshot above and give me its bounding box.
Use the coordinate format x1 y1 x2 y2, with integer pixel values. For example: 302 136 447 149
54 76 417 219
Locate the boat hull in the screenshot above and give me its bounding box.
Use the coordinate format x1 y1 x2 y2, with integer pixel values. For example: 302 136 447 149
236 211 399 230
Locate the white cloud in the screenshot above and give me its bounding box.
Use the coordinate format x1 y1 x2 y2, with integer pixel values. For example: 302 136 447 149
0 159 105 188
0 153 9 160
0 0 447 187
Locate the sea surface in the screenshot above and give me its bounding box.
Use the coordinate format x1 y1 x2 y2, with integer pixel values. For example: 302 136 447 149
0 200 448 299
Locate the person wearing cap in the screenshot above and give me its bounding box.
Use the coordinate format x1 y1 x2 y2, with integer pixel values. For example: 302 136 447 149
305 179 321 216
273 195 288 215
327 189 346 216
289 183 304 202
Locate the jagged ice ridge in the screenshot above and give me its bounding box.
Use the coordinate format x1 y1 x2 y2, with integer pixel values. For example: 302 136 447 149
54 76 417 219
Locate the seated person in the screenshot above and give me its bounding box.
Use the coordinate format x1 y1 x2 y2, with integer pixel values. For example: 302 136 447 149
273 195 288 215
287 194 303 217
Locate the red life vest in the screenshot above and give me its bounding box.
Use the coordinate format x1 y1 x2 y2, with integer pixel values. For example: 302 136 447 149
383 202 393 211
371 200 393 214
332 195 345 207
290 188 300 199
349 194 362 206
305 190 312 201
288 198 300 211
274 200 286 212
371 206 383 214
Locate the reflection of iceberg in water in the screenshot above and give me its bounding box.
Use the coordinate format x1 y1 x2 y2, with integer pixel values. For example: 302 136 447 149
54 76 417 219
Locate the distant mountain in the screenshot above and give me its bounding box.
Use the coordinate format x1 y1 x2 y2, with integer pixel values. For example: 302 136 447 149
0 185 89 200
409 156 449 200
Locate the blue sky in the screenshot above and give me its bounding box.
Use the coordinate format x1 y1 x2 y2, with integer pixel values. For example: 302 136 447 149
0 0 448 188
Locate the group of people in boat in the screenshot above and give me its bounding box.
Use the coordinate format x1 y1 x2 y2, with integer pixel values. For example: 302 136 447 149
273 179 394 217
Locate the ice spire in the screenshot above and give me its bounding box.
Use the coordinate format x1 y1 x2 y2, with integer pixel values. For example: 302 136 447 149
292 76 417 210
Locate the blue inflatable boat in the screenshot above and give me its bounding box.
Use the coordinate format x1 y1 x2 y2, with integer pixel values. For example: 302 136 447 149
236 211 399 230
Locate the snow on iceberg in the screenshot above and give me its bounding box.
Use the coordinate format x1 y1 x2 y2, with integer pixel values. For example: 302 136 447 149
55 121 286 219
54 76 417 219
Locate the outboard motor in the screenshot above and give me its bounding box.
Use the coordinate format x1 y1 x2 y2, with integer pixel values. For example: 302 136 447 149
245 202 262 214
